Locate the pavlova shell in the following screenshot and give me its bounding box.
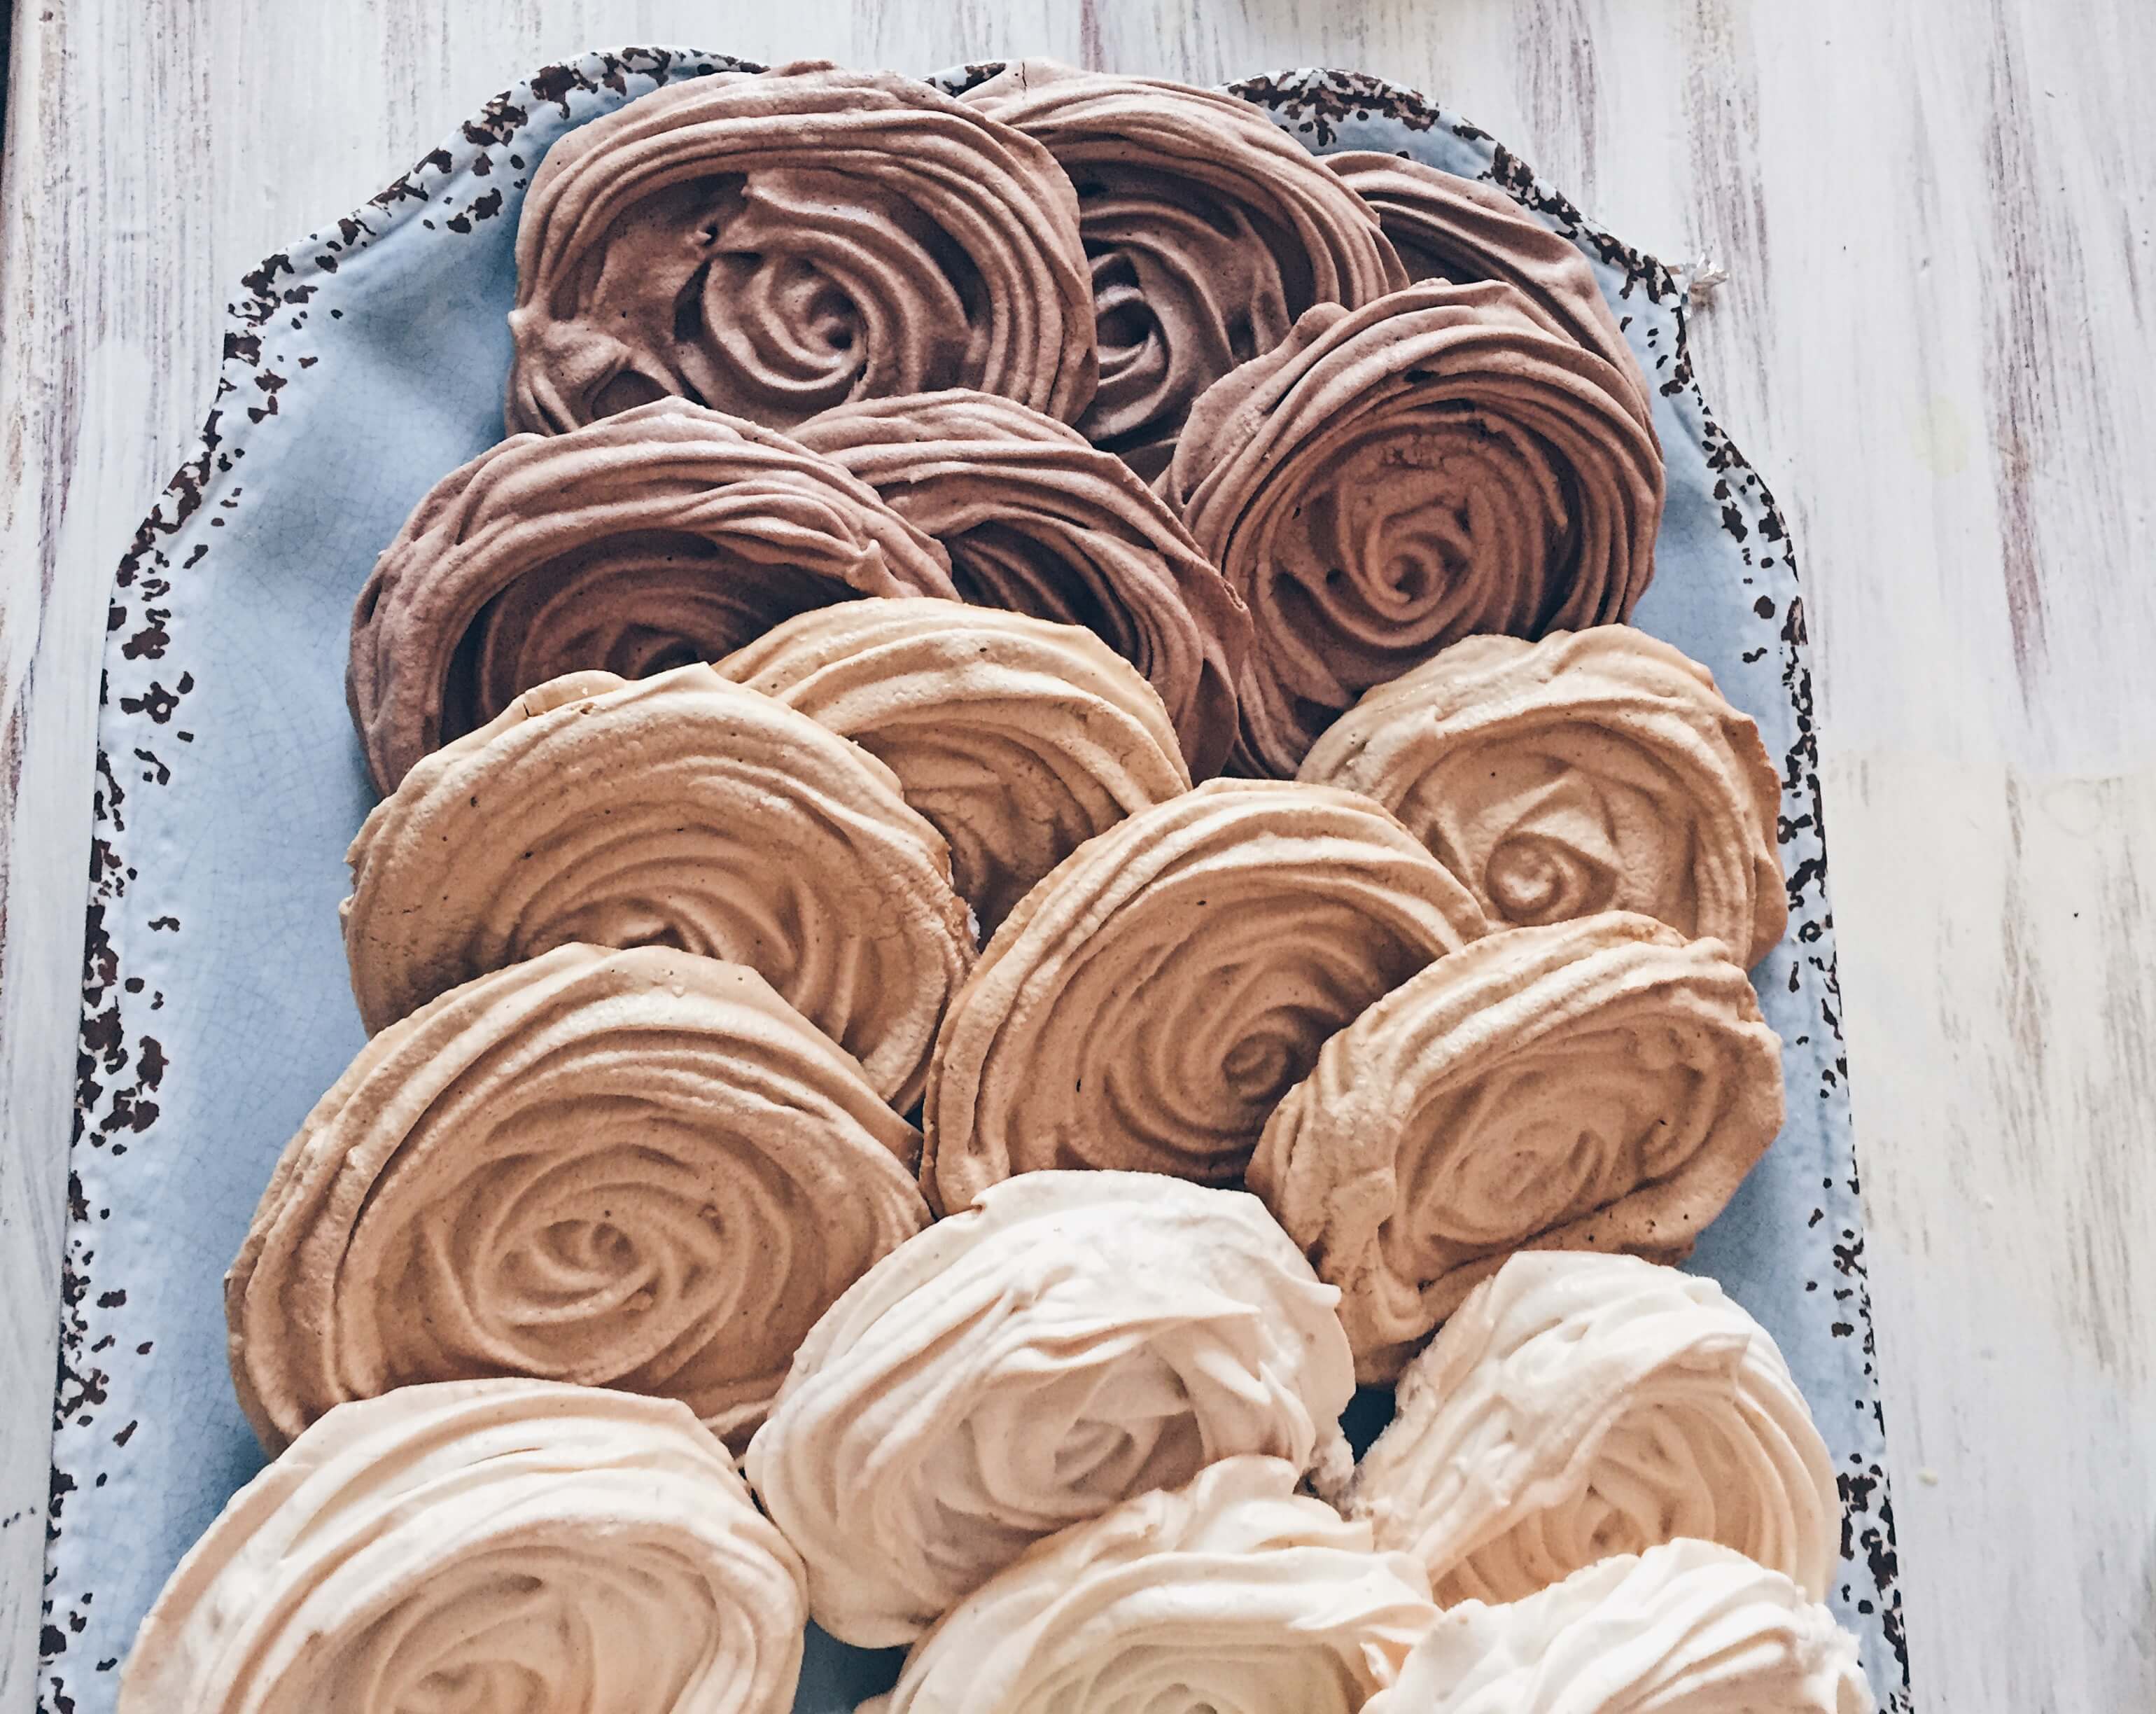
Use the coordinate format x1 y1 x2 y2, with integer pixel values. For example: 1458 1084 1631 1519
720 598 1189 930
342 664 975 1108
227 945 931 1456
1248 912 1784 1381
1346 1251 1840 1607
120 1380 806 1714
921 777 1487 1211
742 1171 1356 1647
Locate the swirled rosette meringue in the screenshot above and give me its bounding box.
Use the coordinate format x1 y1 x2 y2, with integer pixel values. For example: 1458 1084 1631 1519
1323 153 1656 434
1163 282 1665 775
1364 1540 1869 1714
1249 913 1784 1382
342 664 974 1107
1346 1252 1839 1608
921 778 1486 1211
227 944 931 1456
792 390 1252 776
964 61 1404 476
718 599 1190 929
742 1172 1357 1645
1299 628 1787 966
348 397 956 793
120 1379 806 1714
507 62 1097 435
867 1456 1438 1714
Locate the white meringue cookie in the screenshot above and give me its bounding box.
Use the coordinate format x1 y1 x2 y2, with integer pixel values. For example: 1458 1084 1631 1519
870 1456 1437 1714
1348 1252 1838 1606
120 1379 806 1714
1364 1538 1870 1714
743 1171 1356 1646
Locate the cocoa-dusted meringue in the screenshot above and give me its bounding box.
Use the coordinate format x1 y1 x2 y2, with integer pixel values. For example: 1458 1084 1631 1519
1300 628 1787 966
120 1379 806 1714
964 61 1404 476
342 665 974 1108
867 1457 1438 1714
719 599 1190 929
792 390 1252 776
1324 153 1657 433
1346 1252 1839 1607
1163 282 1665 776
1249 913 1784 1382
228 944 931 1456
507 63 1097 435
348 397 956 793
1365 1540 1870 1714
921 778 1486 1212
742 1171 1357 1646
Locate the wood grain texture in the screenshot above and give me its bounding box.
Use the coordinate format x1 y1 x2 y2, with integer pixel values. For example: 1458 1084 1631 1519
2 2 2151 1710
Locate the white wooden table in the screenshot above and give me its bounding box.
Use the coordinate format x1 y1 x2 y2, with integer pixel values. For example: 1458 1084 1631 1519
4 4 2152 1710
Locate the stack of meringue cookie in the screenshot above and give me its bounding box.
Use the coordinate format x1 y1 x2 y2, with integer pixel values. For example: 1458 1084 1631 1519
123 57 1872 1714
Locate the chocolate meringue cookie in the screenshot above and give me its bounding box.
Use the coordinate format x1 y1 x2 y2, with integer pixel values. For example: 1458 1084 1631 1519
1366 1539 1870 1714
1300 628 1787 966
792 390 1252 776
120 1379 806 1714
228 945 931 1456
342 665 975 1108
1324 153 1657 433
346 397 956 794
719 599 1190 930
869 1457 1437 1714
507 63 1097 435
921 778 1487 1212
1163 282 1665 776
964 60 1404 476
1347 1252 1839 1607
1249 913 1784 1382
743 1171 1357 1646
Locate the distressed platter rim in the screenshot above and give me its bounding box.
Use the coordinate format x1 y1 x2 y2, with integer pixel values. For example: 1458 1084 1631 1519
41 43 1912 1714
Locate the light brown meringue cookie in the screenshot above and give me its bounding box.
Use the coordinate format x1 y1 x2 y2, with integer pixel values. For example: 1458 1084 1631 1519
792 390 1252 776
120 1380 806 1714
1162 281 1665 776
718 599 1190 930
1324 152 1658 434
1345 1252 1840 1609
342 664 975 1108
1299 627 1788 966
920 777 1488 1212
228 944 931 1456
962 60 1405 475
743 1173 1357 1646
348 398 955 794
1248 912 1784 1383
507 62 1098 435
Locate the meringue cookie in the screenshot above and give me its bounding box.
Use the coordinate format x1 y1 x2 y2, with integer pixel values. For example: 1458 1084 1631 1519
792 390 1252 776
1365 1539 1870 1714
342 664 975 1108
1248 913 1784 1381
348 397 956 793
743 1171 1357 1646
1163 282 1665 776
120 1379 806 1714
718 598 1190 929
1323 153 1657 433
507 62 1097 435
228 944 931 1456
1347 1252 1839 1607
869 1457 1437 1714
1299 628 1787 966
965 60 1404 475
921 777 1487 1212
